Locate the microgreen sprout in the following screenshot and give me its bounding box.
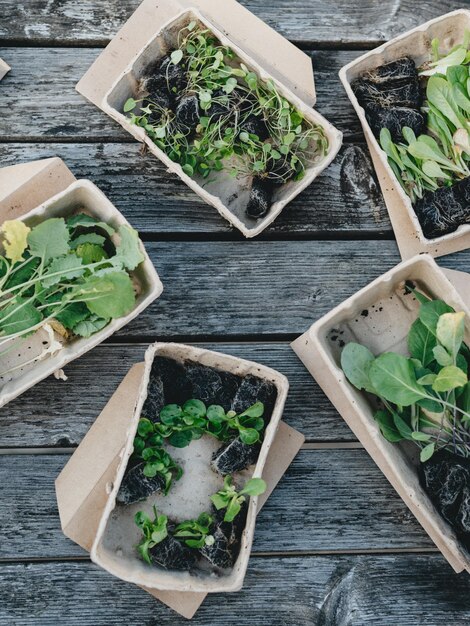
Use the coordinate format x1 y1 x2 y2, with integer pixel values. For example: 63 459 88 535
135 506 169 564
211 475 267 522
173 513 215 548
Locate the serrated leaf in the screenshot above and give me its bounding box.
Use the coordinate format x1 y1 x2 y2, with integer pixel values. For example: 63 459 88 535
75 271 136 319
0 220 31 263
0 298 42 336
55 302 89 330
112 225 144 271
72 315 109 337
41 254 84 288
70 233 106 249
28 218 70 262
75 243 108 265
66 213 115 237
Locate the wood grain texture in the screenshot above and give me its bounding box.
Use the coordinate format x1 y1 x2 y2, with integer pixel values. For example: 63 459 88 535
84 240 466 340
0 48 364 140
1 555 470 625
0 0 468 45
0 450 433 560
0 343 354 446
0 142 388 236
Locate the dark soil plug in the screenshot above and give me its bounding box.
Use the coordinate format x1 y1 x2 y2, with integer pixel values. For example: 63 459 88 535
246 178 274 219
116 463 165 505
266 157 297 185
414 179 470 239
240 114 269 140
185 363 241 411
176 94 200 130
420 449 470 547
200 526 234 569
211 437 260 475
149 533 197 570
140 74 173 110
353 77 421 110
365 105 425 142
363 57 417 85
231 374 278 418
156 56 188 94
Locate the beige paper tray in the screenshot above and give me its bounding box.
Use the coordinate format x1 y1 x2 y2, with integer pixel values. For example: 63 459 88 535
0 58 10 81
339 10 470 260
292 254 470 574
77 0 342 237
0 158 163 407
56 359 304 619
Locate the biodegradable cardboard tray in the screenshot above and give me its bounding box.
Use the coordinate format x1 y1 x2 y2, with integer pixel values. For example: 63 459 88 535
0 158 163 407
339 10 470 260
89 342 289 594
77 0 342 238
56 353 303 619
0 58 10 80
292 254 470 574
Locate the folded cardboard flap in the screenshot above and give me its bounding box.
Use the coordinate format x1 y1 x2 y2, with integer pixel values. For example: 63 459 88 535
291 257 470 575
56 361 304 619
0 157 76 222
0 58 10 81
76 0 316 109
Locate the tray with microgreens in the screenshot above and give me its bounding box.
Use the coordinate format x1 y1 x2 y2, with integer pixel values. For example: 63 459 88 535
103 10 342 237
90 343 288 593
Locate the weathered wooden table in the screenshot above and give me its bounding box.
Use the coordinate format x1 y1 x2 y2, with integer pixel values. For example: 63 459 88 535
1 1 470 624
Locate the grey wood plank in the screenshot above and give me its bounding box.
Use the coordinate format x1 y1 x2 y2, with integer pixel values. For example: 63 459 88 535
1 555 469 625
0 0 467 46
0 450 433 560
0 142 388 235
0 343 354 446
0 48 365 140
101 240 467 339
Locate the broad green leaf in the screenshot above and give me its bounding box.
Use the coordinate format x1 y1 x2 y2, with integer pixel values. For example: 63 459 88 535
417 373 437 385
391 410 413 440
436 311 465 359
28 218 70 262
408 136 460 169
41 254 84 288
340 342 376 393
374 410 403 442
419 299 454 336
124 98 137 112
447 64 468 86
78 271 136 319
137 418 154 437
0 298 42 336
369 352 427 406
239 428 260 445
207 405 225 423
411 431 432 442
112 225 144 271
0 220 30 263
70 233 106 249
421 47 467 76
211 493 229 510
426 75 466 128
171 49 183 65
240 478 267 497
432 365 467 392
183 399 206 418
75 243 108 265
432 344 453 367
55 302 89 330
72 315 109 338
160 404 183 424
4 257 39 290
407 318 437 367
422 160 451 179
66 213 115 237
239 401 264 418
457 382 470 414
420 442 436 462
169 430 193 448
224 498 242 522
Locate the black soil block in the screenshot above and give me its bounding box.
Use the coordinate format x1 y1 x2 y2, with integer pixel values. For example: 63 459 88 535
419 449 470 548
116 463 165 505
200 526 235 569
240 114 269 140
211 438 261 475
140 74 174 110
414 177 470 239
149 533 197 571
246 177 274 219
176 94 200 130
365 105 425 143
363 57 417 85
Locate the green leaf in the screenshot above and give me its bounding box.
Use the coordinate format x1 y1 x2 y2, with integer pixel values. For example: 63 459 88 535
426 75 466 128
78 271 136 319
207 405 225 423
420 442 436 462
432 344 453 367
66 213 115 237
0 299 42 336
171 49 183 65
391 410 413 440
41 254 84 288
28 218 70 262
75 243 108 265
224 498 242 522
211 493 229 510
183 399 206 418
239 401 264 418
432 365 467 392
72 315 109 337
436 311 465 359
239 428 260 445
417 373 437 385
169 430 193 448
369 353 427 406
124 98 137 112
419 300 454 336
407 318 437 367
160 404 183 424
411 431 432 442
340 342 376 393
70 233 106 249
458 382 470 414
240 478 266 497
55 302 89 330
112 225 144 271
137 418 154 438
374 410 403 442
